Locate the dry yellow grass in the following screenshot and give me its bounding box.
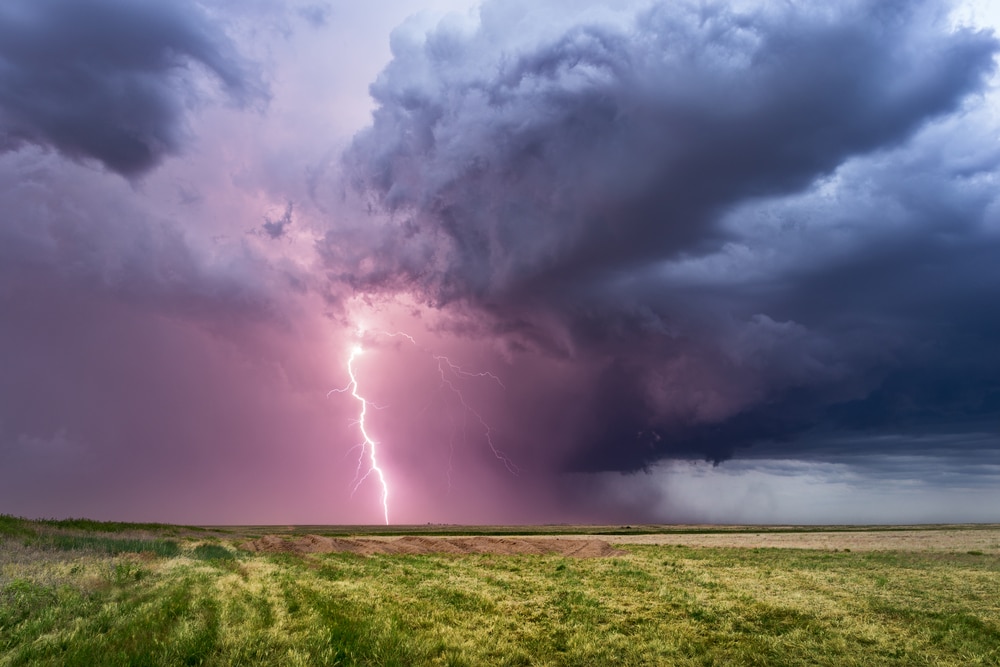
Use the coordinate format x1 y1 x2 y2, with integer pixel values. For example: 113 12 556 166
578 526 1000 553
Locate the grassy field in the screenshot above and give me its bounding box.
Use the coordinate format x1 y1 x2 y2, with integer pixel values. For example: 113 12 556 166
2 516 999 666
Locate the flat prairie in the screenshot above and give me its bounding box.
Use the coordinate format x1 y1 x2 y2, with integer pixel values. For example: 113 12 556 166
236 525 1000 556
589 526 1000 552
2 516 999 666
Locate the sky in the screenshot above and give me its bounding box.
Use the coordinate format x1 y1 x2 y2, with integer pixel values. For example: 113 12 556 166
1 0 1000 525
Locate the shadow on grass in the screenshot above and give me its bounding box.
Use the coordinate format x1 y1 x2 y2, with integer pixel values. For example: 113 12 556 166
191 544 235 561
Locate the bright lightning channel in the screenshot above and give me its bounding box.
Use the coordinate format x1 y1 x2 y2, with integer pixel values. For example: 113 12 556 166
330 327 517 524
328 345 390 525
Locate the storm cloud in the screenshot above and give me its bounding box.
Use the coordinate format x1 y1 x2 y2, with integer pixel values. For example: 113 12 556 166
0 0 264 176
2 0 999 524
339 0 994 301
333 0 1000 473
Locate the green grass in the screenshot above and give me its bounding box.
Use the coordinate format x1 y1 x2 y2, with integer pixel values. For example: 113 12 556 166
26 534 181 557
35 517 174 534
191 544 235 561
0 516 35 538
2 522 999 666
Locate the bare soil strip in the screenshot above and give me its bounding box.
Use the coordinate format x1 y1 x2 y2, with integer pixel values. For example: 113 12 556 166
242 534 628 557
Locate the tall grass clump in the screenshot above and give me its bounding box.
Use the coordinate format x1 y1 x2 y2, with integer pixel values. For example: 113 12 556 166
38 517 171 533
0 515 34 538
29 534 180 557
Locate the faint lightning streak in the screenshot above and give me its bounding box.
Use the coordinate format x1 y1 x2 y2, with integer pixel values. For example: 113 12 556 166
328 345 390 525
433 356 519 475
379 331 417 344
433 354 506 389
370 329 517 474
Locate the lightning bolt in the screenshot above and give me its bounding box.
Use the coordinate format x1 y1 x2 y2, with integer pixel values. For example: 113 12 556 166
328 345 390 525
329 325 516 523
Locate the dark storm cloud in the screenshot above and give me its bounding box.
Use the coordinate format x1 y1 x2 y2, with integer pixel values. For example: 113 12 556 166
332 0 1000 473
338 0 995 303
0 0 265 176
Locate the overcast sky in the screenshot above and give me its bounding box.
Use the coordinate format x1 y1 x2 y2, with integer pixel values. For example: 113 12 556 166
1 0 999 525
